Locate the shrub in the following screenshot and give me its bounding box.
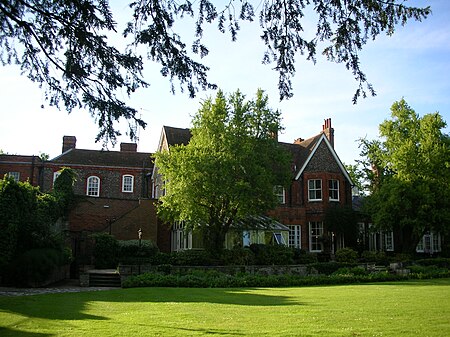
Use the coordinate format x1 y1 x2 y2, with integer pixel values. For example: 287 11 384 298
335 247 358 263
293 249 318 264
361 250 389 265
220 247 255 265
332 266 367 276
91 233 119 269
308 262 356 275
5 248 69 286
250 244 294 265
118 240 159 258
415 258 450 268
172 250 220 266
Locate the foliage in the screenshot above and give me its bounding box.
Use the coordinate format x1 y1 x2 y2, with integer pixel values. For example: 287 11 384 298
335 247 359 264
358 99 450 253
292 249 318 264
155 89 291 254
324 205 359 249
0 174 74 278
122 268 450 289
91 233 119 269
220 247 255 266
4 247 71 286
0 1 430 145
118 239 159 258
171 249 220 266
360 250 389 265
308 262 357 276
249 244 294 265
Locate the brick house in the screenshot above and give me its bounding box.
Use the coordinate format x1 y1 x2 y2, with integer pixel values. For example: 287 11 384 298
153 119 354 253
0 154 44 187
42 136 163 273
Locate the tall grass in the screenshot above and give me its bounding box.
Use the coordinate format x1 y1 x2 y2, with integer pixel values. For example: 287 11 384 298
1 279 449 336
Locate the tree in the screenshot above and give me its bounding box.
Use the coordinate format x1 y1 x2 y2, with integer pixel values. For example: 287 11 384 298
155 89 291 254
358 99 450 254
0 1 430 145
0 168 76 278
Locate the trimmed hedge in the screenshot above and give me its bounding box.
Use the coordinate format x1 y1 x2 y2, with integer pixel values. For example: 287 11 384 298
122 268 450 289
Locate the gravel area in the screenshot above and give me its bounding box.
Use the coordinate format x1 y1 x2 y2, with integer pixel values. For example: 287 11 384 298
0 279 120 297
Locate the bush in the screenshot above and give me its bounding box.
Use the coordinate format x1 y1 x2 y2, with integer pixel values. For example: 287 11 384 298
360 250 389 265
220 247 255 265
91 233 119 269
172 249 220 266
335 247 358 263
332 266 367 276
250 244 294 265
308 262 356 275
118 240 159 258
5 248 69 286
415 258 450 268
293 249 318 264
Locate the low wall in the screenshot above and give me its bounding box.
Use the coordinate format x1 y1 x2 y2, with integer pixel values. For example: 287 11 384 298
118 264 310 283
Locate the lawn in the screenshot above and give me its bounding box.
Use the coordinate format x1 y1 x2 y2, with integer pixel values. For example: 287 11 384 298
1 279 449 337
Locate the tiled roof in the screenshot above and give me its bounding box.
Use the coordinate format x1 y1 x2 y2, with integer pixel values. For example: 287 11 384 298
163 126 191 146
0 154 44 164
50 149 153 169
161 125 325 177
278 134 323 175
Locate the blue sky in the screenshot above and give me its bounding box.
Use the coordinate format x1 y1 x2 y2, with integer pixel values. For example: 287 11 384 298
1 0 449 165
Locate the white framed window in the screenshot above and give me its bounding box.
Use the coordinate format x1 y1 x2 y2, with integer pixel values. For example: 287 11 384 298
328 179 339 201
416 232 441 254
8 172 20 182
308 179 322 201
309 221 324 252
288 225 302 248
86 176 100 197
274 185 286 204
383 231 394 251
122 174 134 193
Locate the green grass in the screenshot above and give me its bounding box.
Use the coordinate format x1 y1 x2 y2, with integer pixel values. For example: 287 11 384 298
1 279 449 336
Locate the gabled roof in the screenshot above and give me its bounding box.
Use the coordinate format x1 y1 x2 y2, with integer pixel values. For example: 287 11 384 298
292 133 353 184
157 125 352 184
163 126 191 147
50 148 153 169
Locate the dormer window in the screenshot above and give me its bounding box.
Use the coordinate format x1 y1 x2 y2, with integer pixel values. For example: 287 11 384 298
308 179 322 201
87 176 100 197
122 175 134 193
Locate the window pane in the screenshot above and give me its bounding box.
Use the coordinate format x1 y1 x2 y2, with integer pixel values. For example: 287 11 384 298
122 175 134 192
87 176 100 196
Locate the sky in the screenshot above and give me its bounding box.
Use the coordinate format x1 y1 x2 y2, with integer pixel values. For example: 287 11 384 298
1 0 449 165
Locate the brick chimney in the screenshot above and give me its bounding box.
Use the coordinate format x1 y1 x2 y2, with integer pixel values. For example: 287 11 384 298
120 143 137 152
322 118 334 148
62 136 76 153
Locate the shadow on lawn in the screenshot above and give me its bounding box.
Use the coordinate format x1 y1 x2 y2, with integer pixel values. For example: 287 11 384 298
0 326 52 337
0 287 300 322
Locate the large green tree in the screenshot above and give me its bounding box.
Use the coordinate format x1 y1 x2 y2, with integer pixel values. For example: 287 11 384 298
155 89 291 254
359 99 450 254
0 1 430 145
